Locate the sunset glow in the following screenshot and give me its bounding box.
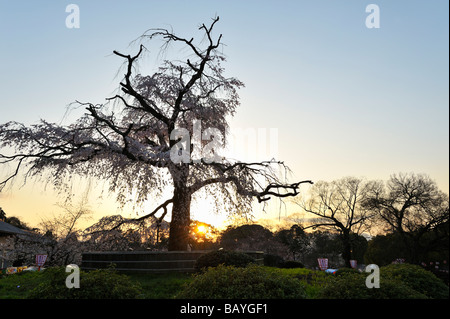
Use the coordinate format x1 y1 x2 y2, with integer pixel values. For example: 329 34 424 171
196 225 207 234
0 1 448 233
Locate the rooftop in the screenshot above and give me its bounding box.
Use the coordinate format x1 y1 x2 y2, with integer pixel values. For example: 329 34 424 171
0 220 29 235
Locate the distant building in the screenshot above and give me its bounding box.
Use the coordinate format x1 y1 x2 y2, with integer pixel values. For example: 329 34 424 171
0 220 29 268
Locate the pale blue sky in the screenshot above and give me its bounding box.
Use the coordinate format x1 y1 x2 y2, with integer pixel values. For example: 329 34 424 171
0 1 448 227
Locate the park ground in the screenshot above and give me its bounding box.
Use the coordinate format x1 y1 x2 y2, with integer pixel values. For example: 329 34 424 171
0 267 329 299
1 263 449 299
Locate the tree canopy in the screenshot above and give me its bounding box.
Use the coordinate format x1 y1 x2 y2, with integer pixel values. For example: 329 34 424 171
0 17 311 250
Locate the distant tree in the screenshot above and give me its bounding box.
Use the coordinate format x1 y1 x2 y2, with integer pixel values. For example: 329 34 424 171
82 214 170 252
0 16 311 251
220 224 273 251
294 177 377 267
274 224 310 261
366 173 449 263
38 195 92 265
345 232 368 264
0 207 5 221
303 231 343 268
364 232 409 266
39 196 92 241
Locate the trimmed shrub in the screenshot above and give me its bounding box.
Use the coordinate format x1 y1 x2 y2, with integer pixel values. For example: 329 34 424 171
317 271 427 299
263 254 284 267
177 264 307 299
278 261 305 269
27 267 71 299
335 268 360 276
28 267 143 299
194 250 255 271
381 263 449 299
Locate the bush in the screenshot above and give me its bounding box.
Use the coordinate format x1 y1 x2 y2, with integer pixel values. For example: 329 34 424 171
316 263 450 299
177 264 307 299
194 250 255 271
28 267 143 299
335 268 360 276
381 263 449 299
278 261 304 269
0 270 46 298
27 267 71 299
263 254 284 267
317 271 427 299
270 268 330 299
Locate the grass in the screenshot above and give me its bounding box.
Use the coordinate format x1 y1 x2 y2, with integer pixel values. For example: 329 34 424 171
3 264 446 299
263 267 331 298
127 267 332 299
0 271 46 299
126 272 193 299
0 269 193 299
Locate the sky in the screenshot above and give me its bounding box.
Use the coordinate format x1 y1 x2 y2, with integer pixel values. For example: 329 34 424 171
0 0 448 229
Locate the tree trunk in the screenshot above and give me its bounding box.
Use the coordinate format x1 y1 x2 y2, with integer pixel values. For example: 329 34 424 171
168 166 192 251
341 230 352 268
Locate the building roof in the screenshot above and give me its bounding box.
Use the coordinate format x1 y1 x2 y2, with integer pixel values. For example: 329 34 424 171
0 220 29 235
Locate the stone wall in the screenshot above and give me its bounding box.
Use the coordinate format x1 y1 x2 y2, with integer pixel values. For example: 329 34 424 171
81 250 264 273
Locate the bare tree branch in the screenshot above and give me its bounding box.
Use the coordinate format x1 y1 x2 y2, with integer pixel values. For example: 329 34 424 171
0 17 311 251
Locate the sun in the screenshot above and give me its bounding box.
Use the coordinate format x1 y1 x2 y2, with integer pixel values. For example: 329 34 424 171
190 195 230 229
191 221 221 243
196 225 207 234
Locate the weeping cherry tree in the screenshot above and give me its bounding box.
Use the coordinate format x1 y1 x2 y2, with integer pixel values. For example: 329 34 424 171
0 17 312 250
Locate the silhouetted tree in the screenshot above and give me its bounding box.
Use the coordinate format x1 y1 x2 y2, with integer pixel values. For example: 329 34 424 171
0 207 6 221
294 177 376 267
275 225 310 261
220 224 273 251
0 17 311 251
305 231 343 268
366 173 449 263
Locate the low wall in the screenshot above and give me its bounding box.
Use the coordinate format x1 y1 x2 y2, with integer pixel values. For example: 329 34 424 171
81 250 264 273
